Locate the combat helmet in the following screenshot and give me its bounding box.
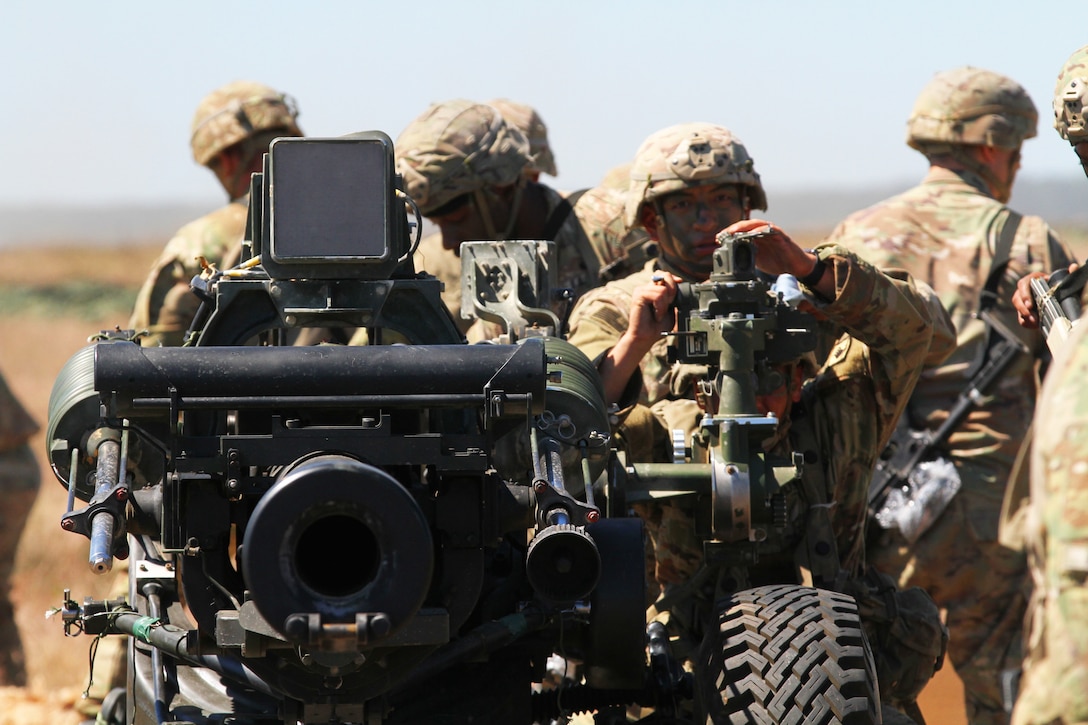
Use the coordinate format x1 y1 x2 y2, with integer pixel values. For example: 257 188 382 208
624 123 767 229
396 99 532 216
906 67 1037 152
190 81 302 167
489 98 558 177
1054 45 1088 144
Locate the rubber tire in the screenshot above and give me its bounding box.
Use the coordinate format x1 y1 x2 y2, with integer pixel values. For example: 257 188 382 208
696 584 880 724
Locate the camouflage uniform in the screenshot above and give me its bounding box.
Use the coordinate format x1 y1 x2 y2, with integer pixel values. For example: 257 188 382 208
0 370 40 686
1011 46 1088 725
130 81 302 347
572 184 654 283
567 122 956 711
130 202 249 346
828 67 1072 725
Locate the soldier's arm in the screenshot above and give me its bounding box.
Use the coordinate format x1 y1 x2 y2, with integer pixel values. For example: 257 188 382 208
805 244 957 445
1032 330 1088 676
567 277 676 407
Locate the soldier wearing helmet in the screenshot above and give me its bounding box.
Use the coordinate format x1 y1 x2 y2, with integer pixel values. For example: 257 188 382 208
1053 45 1088 177
399 99 630 339
1008 44 1088 725
566 122 955 719
827 66 1073 725
406 98 535 338
130 81 303 347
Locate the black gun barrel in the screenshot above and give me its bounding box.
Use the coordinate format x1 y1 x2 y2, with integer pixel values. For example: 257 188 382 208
94 341 546 408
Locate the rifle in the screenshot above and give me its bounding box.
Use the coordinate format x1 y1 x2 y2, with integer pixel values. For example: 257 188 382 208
1028 264 1088 355
868 310 1029 535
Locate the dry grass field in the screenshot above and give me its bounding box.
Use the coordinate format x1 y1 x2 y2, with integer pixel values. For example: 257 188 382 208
0 242 160 724
11 225 1088 723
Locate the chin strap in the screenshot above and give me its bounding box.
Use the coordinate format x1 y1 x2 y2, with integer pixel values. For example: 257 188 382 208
472 180 526 241
650 202 701 281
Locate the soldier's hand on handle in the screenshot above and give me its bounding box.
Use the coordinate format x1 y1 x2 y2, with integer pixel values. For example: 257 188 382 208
1013 262 1081 329
598 271 681 406
723 219 834 298
1012 272 1048 329
627 272 681 346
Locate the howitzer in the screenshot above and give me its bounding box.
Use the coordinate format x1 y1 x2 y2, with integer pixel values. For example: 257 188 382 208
868 310 1029 541
1028 264 1088 355
47 133 678 725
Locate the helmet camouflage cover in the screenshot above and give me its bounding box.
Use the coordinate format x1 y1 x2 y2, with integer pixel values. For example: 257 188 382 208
190 80 302 167
396 99 533 216
624 122 767 229
600 162 632 192
1054 45 1088 144
906 66 1037 152
489 98 558 177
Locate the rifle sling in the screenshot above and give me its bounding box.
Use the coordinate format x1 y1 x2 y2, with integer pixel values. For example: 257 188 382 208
965 210 1022 380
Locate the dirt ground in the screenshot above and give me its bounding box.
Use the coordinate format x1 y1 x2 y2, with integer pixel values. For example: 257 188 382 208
0 242 971 724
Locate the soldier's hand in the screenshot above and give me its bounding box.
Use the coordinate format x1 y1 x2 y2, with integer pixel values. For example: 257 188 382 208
626 272 680 349
1012 272 1047 329
723 219 812 278
723 219 832 297
600 271 681 406
1013 263 1080 329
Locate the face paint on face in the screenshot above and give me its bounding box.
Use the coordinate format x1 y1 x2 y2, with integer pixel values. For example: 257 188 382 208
655 184 747 279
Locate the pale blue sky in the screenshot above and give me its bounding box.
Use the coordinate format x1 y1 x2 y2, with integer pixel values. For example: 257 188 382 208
3 1 1085 207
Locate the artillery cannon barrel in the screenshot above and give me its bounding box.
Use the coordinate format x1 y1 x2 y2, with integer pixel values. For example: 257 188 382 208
94 342 546 412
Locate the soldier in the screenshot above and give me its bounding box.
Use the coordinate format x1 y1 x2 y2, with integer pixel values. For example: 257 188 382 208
1007 44 1088 725
0 369 40 686
397 99 632 340
566 122 956 718
826 67 1073 725
408 97 557 338
130 81 303 347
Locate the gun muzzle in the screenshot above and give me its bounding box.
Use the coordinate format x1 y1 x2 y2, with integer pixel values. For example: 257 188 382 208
526 523 601 603
241 455 434 650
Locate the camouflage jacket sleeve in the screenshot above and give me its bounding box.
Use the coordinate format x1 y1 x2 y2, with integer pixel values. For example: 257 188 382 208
565 283 631 366
811 244 956 448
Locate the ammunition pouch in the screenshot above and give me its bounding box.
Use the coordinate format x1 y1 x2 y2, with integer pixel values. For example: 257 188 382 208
843 567 947 708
